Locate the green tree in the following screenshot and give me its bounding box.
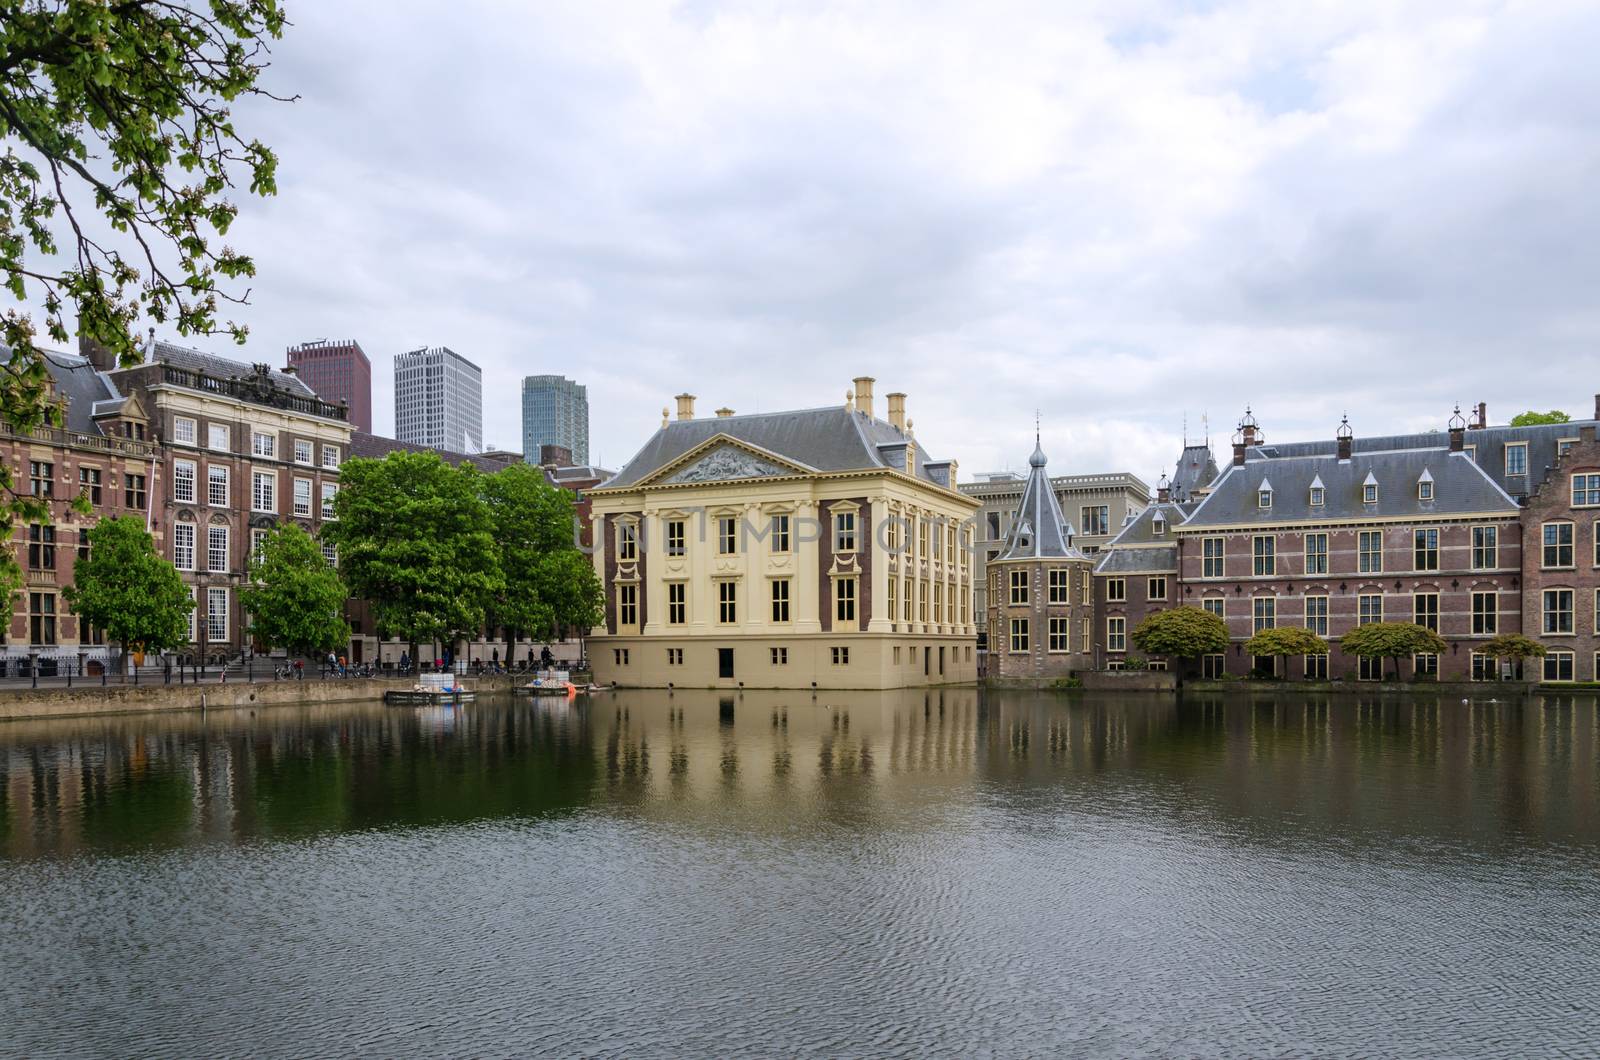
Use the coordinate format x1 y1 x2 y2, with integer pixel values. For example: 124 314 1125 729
240 522 349 659
62 515 191 676
1244 627 1330 662
1129 606 1229 674
1510 410 1570 426
1480 633 1546 679
0 1 286 597
480 464 603 664
322 451 502 663
1339 622 1448 682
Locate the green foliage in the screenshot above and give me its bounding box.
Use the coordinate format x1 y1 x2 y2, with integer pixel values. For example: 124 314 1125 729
1481 633 1546 661
1510 410 1570 426
1050 676 1083 690
62 515 191 658
240 523 349 657
1244 627 1330 657
1339 622 1448 680
1129 606 1229 658
481 463 603 643
322 451 502 650
0 0 284 600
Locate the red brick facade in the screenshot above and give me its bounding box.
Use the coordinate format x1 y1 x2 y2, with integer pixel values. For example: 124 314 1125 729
1522 425 1600 682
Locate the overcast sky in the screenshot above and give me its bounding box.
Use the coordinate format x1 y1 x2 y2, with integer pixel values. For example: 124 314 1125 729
204 0 1600 483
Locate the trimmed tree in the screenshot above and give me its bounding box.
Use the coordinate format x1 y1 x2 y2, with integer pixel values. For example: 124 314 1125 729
240 523 350 660
1129 606 1229 677
1481 633 1546 679
0 1 287 597
1244 627 1330 674
1339 622 1449 682
63 516 193 677
322 451 502 665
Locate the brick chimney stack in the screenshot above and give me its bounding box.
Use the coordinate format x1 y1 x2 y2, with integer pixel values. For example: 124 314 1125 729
1231 428 1246 467
1470 401 1487 430
1157 476 1170 503
675 393 696 421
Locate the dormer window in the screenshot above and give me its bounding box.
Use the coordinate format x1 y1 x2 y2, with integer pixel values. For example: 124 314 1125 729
1151 513 1166 536
1309 473 1325 507
1417 470 1434 502
1257 477 1273 509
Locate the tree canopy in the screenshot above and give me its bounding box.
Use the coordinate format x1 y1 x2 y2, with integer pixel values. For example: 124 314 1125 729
1481 633 1547 661
1244 627 1330 658
1510 410 1570 426
481 463 602 652
240 522 348 658
62 515 191 664
1339 622 1448 680
322 451 502 653
1129 606 1229 658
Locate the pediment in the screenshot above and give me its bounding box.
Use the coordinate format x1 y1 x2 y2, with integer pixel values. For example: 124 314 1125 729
649 437 811 486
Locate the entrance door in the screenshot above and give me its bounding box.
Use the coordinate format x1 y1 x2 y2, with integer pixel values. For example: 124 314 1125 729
923 646 930 676
939 646 945 676
351 640 364 663
718 648 734 679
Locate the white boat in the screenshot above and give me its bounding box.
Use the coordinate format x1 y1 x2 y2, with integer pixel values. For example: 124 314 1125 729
386 672 476 705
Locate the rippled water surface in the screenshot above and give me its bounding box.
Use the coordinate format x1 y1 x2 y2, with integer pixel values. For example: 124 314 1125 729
4 689 1600 1057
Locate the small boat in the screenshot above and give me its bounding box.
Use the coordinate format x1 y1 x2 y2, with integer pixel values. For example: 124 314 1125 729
386 673 477 705
518 669 578 697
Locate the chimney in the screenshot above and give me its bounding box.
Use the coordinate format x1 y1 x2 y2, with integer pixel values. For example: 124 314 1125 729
886 392 906 430
1232 441 1246 467
78 334 120 373
852 376 875 416
1157 475 1170 504
1336 415 1353 461
1472 401 1487 430
675 393 696 421
715 407 734 418
1448 405 1466 452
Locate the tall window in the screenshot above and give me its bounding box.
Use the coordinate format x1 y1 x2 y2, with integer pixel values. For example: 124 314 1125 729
1305 595 1328 637
1080 618 1090 653
173 522 196 570
79 467 102 505
293 478 313 517
717 516 737 555
1048 617 1069 652
1413 528 1439 571
771 578 791 622
718 581 737 623
1081 505 1109 536
207 465 229 507
294 438 313 464
1413 592 1439 632
1106 577 1126 602
208 525 229 573
1573 474 1600 507
770 513 790 552
1543 522 1574 568
1107 616 1126 652
836 578 857 623
1253 536 1275 576
251 431 274 457
1506 442 1528 476
207 587 228 642
834 511 857 552
1358 593 1382 625
1203 598 1224 618
1147 576 1167 600
617 522 637 561
1010 569 1029 605
251 470 275 513
1304 533 1328 575
618 584 638 627
1472 526 1497 569
209 423 231 452
29 461 52 498
903 577 913 622
173 460 196 503
666 519 685 556
322 483 337 519
1010 618 1030 652
1358 531 1382 573
173 416 196 445
29 592 56 645
1544 589 1574 634
887 578 897 624
1253 597 1276 633
1472 591 1497 635
27 524 54 570
124 473 146 510
667 582 686 625
1544 652 1574 682
1048 568 1069 604
1202 537 1224 578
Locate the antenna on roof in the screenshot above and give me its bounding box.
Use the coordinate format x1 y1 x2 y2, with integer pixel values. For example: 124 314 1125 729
1035 409 1040 446
1182 410 1188 447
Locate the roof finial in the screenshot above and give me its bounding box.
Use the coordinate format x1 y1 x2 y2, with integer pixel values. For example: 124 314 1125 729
1035 409 1040 446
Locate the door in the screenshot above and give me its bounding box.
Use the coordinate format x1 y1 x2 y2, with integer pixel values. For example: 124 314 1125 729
923 646 930 676
939 646 945 676
718 648 734 679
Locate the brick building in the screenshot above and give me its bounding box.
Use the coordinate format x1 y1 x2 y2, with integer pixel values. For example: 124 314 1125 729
286 339 372 432
1521 422 1600 683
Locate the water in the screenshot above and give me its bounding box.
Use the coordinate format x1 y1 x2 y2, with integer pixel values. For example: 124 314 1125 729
3 689 1599 1057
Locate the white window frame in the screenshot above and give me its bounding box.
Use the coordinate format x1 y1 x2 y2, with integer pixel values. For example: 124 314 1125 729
209 423 231 453
252 470 276 514
294 438 314 464
173 522 196 571
322 445 340 469
173 416 197 445
252 431 276 458
292 477 313 517
321 482 337 520
207 586 228 642
207 524 228 574
207 464 229 507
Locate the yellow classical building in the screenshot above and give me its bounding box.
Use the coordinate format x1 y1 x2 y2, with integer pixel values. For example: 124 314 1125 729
587 379 979 689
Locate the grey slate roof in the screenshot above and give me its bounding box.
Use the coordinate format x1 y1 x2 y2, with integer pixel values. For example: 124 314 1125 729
149 338 317 398
1171 443 1220 501
1093 500 1192 574
1260 420 1595 500
992 441 1086 562
601 405 953 490
40 351 119 434
1094 544 1178 575
1182 448 1518 528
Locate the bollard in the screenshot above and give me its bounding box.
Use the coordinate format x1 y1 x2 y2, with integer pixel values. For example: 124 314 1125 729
67 664 72 689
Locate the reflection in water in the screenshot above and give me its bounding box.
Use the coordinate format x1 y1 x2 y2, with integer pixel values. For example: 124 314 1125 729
3 689 1600 1055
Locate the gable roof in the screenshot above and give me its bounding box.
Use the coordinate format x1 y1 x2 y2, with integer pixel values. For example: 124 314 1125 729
1092 499 1193 574
599 405 957 490
1171 443 1220 501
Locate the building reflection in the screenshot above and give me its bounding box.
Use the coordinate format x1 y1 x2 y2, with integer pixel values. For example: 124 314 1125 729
1 690 1597 858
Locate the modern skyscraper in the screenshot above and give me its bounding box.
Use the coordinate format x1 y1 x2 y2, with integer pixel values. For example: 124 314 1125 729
521 375 589 465
286 339 373 432
394 346 483 452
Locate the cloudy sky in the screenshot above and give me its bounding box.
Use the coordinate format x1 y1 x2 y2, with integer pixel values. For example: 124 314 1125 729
204 0 1600 481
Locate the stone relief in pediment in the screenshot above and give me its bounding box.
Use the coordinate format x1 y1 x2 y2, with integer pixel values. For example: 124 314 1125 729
662 445 792 485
